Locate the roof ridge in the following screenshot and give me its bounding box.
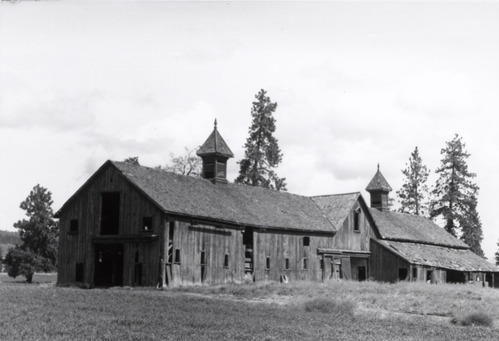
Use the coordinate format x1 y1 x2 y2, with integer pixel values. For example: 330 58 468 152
310 191 361 198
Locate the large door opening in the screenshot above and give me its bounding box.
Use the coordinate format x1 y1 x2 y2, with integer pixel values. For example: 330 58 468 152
242 228 254 276
446 270 466 284
94 244 124 287
101 192 120 235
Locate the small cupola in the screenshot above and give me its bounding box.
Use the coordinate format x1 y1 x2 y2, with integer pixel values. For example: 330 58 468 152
197 119 234 184
366 164 392 211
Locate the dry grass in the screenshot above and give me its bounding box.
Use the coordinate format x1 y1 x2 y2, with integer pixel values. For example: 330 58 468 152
1 278 498 340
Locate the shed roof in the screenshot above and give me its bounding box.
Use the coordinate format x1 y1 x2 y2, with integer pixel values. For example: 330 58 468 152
370 209 468 248
110 161 334 233
375 239 498 272
311 192 361 229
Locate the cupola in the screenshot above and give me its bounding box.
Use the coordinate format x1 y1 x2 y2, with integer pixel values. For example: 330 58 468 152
197 119 234 184
366 164 392 211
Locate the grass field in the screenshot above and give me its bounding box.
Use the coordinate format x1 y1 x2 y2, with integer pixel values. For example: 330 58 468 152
1 275 498 340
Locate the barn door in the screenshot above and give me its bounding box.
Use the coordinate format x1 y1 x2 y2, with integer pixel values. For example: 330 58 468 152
94 244 124 287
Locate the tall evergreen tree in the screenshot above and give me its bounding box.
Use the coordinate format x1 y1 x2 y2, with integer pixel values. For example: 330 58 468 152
430 135 482 255
396 146 430 216
495 239 499 266
3 185 59 283
235 89 287 190
459 193 484 257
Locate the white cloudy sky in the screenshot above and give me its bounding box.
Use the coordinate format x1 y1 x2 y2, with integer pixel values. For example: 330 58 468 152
1 1 498 261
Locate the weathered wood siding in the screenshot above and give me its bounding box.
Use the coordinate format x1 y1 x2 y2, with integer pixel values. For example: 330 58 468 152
166 220 245 286
253 230 335 282
333 201 376 252
57 164 162 287
370 239 410 282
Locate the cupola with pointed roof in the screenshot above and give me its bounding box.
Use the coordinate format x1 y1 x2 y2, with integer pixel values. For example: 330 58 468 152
366 164 392 211
197 119 234 184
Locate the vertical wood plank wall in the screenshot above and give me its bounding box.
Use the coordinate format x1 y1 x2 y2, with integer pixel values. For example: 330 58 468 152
57 165 161 287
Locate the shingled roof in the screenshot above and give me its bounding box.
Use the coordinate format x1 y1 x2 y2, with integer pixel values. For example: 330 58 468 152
197 122 234 158
111 161 334 233
370 209 468 248
375 239 497 272
311 193 361 229
365 166 392 192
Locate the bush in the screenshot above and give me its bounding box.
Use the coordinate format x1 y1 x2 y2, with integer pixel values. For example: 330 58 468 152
451 311 494 327
303 297 356 316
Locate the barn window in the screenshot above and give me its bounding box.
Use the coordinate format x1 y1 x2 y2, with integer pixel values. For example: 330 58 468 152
353 208 361 232
101 192 120 235
204 162 215 179
75 263 84 282
285 258 290 270
69 219 79 234
142 216 153 232
303 258 308 270
303 236 310 247
412 267 418 280
223 254 229 268
265 257 270 270
174 249 181 264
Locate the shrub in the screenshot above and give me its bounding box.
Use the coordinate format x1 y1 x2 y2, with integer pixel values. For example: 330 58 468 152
451 311 494 327
303 297 356 316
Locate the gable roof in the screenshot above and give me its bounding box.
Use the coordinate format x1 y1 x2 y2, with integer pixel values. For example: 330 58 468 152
197 125 234 158
370 209 468 248
311 192 361 229
365 168 392 192
375 239 497 272
66 161 334 233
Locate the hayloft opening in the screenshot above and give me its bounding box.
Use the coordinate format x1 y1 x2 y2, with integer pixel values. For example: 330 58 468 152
101 192 120 235
69 219 79 234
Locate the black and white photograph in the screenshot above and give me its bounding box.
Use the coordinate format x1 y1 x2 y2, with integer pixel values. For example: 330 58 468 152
1 1 499 340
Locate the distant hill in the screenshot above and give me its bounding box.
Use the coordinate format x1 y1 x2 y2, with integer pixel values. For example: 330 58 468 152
0 230 21 262
0 230 21 245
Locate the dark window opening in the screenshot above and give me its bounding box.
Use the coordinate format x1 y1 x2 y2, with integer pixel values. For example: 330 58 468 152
303 236 310 247
69 219 79 234
358 266 367 281
398 268 408 281
101 192 120 235
75 263 84 282
200 251 206 265
413 267 418 280
426 270 433 282
353 208 360 232
446 270 466 283
303 258 308 270
174 249 181 264
134 263 142 286
168 222 174 264
204 163 215 179
142 216 153 232
285 258 290 270
265 257 270 270
223 254 229 268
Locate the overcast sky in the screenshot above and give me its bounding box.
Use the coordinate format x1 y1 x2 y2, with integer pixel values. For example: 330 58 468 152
1 1 498 261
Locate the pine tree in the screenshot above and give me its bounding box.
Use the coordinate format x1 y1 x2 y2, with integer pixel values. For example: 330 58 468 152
396 146 430 216
235 89 287 190
459 194 484 257
495 240 499 266
430 135 481 252
3 185 59 283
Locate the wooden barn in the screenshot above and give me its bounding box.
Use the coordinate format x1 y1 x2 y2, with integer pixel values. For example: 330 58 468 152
56 123 498 288
364 168 498 287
